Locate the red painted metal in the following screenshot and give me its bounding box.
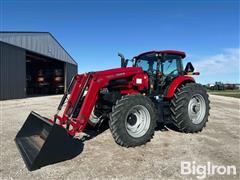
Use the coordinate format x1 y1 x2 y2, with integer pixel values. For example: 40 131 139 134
63 74 85 116
52 67 147 135
165 75 195 99
132 73 148 90
134 50 186 59
119 89 139 94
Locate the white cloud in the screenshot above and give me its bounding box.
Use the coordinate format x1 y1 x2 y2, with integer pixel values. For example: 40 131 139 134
194 48 240 76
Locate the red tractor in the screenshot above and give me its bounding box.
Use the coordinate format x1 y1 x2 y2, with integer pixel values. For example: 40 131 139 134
15 50 210 170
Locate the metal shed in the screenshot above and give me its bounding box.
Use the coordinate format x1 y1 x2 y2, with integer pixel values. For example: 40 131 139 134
0 32 78 100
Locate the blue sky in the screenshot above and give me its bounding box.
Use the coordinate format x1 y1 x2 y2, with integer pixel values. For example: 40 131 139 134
1 0 239 84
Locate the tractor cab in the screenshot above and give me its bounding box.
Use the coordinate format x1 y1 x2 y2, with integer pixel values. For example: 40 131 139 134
134 50 184 75
133 50 188 95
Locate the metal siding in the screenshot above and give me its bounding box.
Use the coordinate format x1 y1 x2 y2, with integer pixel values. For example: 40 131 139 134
0 42 26 100
65 63 78 90
0 32 77 65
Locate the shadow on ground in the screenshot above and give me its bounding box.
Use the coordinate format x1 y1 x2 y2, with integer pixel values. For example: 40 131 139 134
16 117 179 171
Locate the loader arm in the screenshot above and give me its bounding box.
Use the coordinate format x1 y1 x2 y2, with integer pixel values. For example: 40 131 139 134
56 67 145 136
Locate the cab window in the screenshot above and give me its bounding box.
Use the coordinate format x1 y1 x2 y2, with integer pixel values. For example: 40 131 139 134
161 55 180 76
136 59 158 74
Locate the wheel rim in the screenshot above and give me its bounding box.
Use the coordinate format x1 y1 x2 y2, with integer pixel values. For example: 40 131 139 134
188 94 206 124
125 105 151 138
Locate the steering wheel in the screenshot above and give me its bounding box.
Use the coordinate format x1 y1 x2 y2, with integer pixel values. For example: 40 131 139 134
167 69 178 77
160 69 178 85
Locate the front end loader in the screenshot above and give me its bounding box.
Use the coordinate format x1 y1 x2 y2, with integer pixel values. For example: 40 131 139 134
15 50 210 170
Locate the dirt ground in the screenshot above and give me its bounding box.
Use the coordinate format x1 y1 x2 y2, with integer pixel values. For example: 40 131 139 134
0 94 239 180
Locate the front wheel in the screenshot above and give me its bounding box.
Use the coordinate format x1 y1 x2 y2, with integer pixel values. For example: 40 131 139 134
169 83 210 133
109 94 157 147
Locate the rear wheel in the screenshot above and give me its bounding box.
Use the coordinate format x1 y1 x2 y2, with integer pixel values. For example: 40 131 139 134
109 94 156 147
169 83 210 133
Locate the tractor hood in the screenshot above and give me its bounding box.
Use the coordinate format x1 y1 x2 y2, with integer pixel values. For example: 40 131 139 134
93 67 143 77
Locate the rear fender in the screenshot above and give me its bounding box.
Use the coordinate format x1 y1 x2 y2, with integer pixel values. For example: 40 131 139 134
165 76 195 99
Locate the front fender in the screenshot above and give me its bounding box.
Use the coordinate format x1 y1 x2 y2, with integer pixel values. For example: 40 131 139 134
165 75 195 99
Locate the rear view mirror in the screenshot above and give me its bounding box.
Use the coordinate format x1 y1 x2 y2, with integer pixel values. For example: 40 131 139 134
185 62 195 73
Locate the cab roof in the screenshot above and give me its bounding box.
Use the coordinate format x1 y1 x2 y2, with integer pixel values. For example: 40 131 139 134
134 50 186 59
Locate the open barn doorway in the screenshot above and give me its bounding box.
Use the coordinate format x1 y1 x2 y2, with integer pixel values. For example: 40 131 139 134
26 51 65 96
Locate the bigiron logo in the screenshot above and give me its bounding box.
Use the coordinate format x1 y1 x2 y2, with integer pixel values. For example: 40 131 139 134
180 161 237 179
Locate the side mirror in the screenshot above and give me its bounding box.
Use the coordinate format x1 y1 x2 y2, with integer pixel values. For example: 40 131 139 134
185 62 195 73
118 52 128 67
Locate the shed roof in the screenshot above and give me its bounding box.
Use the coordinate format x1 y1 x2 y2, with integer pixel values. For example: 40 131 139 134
0 32 77 65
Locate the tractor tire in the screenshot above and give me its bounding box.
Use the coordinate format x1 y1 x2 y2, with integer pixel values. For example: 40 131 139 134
169 83 210 133
109 94 156 147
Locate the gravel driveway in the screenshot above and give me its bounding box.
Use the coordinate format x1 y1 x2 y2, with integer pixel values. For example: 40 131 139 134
0 95 239 179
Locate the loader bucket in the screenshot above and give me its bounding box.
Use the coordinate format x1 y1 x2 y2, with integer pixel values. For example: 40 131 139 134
15 111 83 171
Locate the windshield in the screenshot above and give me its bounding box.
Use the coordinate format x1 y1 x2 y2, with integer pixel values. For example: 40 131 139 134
135 52 158 73
136 59 158 73
135 53 182 76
